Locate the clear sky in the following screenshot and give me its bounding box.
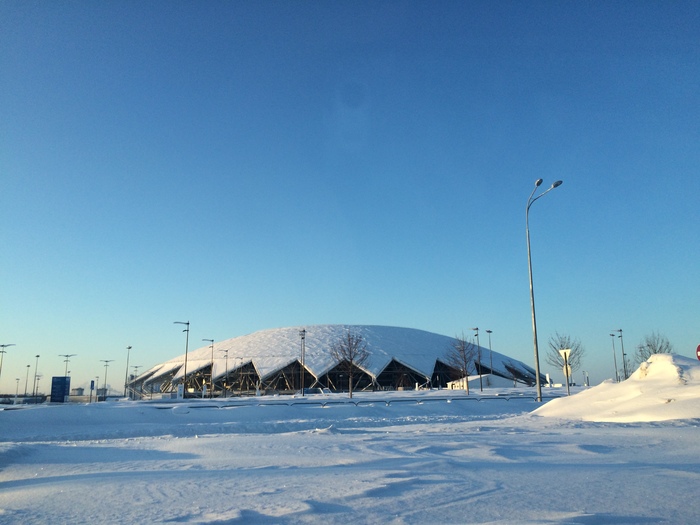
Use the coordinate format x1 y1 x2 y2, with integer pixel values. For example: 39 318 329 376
1 1 698 394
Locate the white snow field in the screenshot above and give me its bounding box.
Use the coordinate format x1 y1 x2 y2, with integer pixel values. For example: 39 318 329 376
1 354 699 524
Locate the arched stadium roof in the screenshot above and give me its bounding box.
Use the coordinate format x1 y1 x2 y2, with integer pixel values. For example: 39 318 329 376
135 325 540 390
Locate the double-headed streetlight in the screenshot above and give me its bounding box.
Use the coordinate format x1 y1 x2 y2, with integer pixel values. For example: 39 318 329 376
0 344 16 387
123 346 132 397
174 321 190 396
202 339 214 398
299 329 306 396
59 354 76 377
609 333 620 382
471 328 482 391
526 178 563 402
101 360 113 400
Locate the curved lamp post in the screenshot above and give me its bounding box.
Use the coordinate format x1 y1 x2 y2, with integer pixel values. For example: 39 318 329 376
526 178 563 402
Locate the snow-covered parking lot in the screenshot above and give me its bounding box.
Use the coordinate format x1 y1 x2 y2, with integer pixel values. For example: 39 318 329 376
1 355 699 524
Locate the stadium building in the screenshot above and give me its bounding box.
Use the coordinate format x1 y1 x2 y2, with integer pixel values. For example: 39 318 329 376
129 325 541 398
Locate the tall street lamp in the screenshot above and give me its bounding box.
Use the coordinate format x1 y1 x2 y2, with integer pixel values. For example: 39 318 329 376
299 329 306 396
203 339 214 398
617 329 628 380
0 344 16 387
485 330 493 373
526 178 563 402
32 354 40 397
24 364 30 396
174 321 190 396
221 349 229 398
609 333 620 382
471 328 482 392
59 354 76 377
131 365 141 399
101 359 113 400
123 346 132 397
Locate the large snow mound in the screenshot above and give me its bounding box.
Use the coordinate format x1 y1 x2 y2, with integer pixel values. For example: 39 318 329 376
533 354 700 422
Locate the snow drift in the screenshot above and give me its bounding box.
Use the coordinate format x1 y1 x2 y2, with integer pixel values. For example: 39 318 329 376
534 353 700 422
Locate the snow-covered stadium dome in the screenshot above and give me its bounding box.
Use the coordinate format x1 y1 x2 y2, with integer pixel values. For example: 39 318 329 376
129 325 541 397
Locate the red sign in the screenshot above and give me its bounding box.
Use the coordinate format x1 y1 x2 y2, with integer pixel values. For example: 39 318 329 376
697 345 700 361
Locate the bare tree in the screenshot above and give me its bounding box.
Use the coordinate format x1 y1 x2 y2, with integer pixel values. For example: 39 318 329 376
545 332 586 378
443 333 477 394
329 330 370 399
635 331 673 364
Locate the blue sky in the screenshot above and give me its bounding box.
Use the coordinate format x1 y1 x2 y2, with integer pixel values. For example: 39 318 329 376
1 1 698 393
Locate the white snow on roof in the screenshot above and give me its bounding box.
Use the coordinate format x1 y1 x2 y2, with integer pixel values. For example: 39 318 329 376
145 324 534 384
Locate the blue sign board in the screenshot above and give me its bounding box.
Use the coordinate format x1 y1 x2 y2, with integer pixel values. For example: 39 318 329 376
50 376 71 403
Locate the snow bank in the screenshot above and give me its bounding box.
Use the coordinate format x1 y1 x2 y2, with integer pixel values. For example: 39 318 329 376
533 354 700 422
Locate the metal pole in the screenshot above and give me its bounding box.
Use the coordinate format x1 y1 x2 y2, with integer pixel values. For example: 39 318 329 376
486 330 493 373
59 354 76 377
299 329 306 395
526 179 563 402
174 321 190 396
609 333 619 382
124 346 132 397
225 350 228 398
203 339 214 398
32 355 40 397
617 329 628 379
24 364 30 396
472 328 482 391
101 360 113 400
0 344 16 386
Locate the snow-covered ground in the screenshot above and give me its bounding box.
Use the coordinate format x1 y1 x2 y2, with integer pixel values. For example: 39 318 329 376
1 355 699 524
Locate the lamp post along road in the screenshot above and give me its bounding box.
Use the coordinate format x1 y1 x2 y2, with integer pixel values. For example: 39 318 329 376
101 360 113 400
59 354 76 377
124 346 132 398
24 365 30 396
32 354 40 397
203 339 214 398
617 329 628 380
609 333 620 382
0 344 16 387
526 178 563 402
471 328 482 392
299 329 306 396
174 321 190 396
485 330 493 373
221 349 229 398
